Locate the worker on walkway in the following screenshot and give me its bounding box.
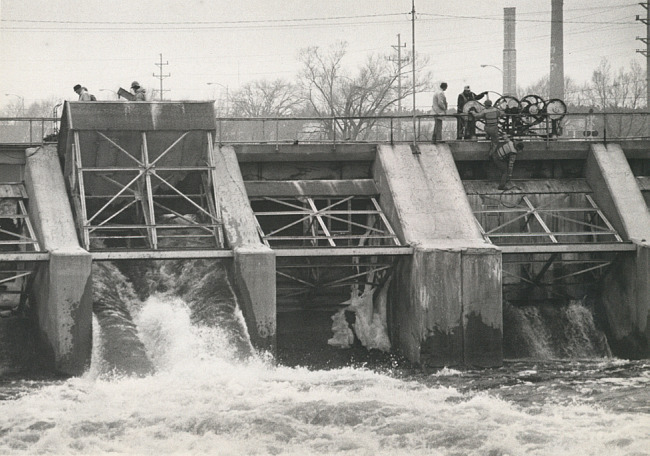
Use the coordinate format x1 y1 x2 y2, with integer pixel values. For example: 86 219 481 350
471 99 503 157
73 84 95 101
457 85 487 139
131 81 147 101
491 136 523 190
431 82 448 142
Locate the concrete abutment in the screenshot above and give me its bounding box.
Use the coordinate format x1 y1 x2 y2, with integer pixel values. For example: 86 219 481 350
25 146 92 375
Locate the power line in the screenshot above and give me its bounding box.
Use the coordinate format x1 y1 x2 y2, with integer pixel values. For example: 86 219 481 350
1 18 409 32
419 12 633 25
2 4 635 26
0 12 406 26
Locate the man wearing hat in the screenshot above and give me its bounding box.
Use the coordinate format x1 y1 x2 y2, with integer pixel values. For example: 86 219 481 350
73 84 94 101
130 81 147 101
456 85 487 139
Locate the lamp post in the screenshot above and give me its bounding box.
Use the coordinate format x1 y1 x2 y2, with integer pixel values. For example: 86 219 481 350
480 64 504 95
207 82 229 114
5 93 24 116
480 64 503 74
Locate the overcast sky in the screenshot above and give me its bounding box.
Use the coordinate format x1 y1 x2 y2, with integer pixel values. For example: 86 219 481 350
0 0 643 109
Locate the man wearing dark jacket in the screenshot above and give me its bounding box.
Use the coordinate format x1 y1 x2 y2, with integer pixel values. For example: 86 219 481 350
456 85 487 139
491 137 524 190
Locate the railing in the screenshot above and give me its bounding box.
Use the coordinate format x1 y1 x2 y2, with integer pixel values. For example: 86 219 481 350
0 117 59 144
1 112 650 146
215 112 650 145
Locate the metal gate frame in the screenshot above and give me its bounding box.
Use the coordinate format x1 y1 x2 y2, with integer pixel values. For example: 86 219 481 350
471 190 630 299
0 185 44 316
69 130 224 251
251 194 405 300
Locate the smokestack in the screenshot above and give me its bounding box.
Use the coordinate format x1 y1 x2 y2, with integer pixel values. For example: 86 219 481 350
503 7 516 96
550 0 564 100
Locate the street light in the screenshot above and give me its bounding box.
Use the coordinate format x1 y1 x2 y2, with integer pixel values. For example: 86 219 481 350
480 65 505 97
99 89 119 100
207 82 229 114
480 64 503 73
5 93 24 115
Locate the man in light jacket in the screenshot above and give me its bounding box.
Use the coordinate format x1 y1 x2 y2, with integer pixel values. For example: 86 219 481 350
73 84 94 101
431 82 448 142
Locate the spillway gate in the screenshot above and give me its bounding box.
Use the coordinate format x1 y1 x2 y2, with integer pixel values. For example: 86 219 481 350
465 180 634 303
0 184 43 317
246 179 407 302
59 102 225 255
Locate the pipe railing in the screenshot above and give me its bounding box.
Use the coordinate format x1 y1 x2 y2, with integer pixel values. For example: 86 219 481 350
213 112 650 145
1 112 650 146
0 117 59 144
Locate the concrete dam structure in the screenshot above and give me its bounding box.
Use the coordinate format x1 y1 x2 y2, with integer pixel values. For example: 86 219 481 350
0 101 649 375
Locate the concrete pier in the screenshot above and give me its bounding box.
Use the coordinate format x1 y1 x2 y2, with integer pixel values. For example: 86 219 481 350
586 144 650 358
374 144 502 367
212 145 276 351
24 146 92 375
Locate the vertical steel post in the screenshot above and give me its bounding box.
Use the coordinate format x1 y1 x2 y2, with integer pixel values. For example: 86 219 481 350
141 132 158 249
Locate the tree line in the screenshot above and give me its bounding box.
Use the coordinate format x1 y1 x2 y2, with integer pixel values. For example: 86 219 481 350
2 42 646 141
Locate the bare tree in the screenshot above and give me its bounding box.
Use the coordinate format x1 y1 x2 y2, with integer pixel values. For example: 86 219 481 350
590 58 647 137
517 75 590 107
229 79 303 117
298 42 432 140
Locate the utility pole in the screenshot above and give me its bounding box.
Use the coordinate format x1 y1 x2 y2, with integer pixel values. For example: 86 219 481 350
153 53 170 101
636 2 650 110
389 34 408 141
411 0 417 148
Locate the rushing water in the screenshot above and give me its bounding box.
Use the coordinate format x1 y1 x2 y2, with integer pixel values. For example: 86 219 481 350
0 260 649 455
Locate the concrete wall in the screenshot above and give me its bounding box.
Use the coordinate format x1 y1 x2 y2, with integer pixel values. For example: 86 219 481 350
586 144 650 242
375 144 502 367
586 143 650 358
213 145 276 351
24 145 92 375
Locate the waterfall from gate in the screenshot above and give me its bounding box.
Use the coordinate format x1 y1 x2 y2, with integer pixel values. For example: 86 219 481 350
503 300 612 359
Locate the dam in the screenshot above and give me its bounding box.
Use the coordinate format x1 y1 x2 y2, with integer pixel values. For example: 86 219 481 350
0 101 649 375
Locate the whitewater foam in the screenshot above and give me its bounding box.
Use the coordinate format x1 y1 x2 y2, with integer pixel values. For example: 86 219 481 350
1 296 649 455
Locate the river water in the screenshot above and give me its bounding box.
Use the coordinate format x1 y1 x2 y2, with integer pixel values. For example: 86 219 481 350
0 260 649 455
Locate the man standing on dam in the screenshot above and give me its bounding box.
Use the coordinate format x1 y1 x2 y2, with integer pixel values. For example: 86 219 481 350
73 84 96 101
456 85 487 139
130 81 147 101
431 82 448 142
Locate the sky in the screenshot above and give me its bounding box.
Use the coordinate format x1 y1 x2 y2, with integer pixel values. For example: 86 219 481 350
0 0 644 111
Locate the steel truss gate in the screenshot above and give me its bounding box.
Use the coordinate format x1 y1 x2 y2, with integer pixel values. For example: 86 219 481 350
465 180 633 302
246 180 409 303
59 102 224 253
0 184 45 317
